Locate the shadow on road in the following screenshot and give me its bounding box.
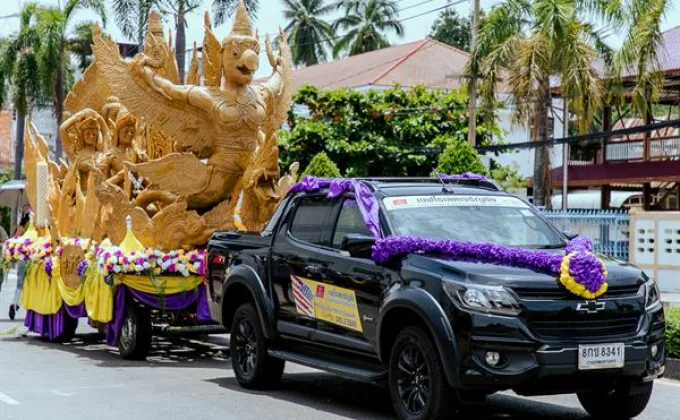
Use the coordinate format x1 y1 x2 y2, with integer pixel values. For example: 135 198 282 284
2 329 233 369
206 372 590 420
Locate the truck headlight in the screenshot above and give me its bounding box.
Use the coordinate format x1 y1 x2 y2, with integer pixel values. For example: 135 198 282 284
443 281 521 316
644 279 661 310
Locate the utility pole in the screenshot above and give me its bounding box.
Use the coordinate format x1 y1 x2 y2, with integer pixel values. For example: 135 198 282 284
561 99 569 210
467 0 481 147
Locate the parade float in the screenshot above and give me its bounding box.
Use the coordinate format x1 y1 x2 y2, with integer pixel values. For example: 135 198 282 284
1 1 298 359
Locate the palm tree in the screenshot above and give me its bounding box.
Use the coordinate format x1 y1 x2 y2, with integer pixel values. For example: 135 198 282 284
112 0 160 48
473 0 669 207
155 0 201 83
282 0 335 67
36 0 107 159
212 0 260 26
0 3 45 179
332 0 404 57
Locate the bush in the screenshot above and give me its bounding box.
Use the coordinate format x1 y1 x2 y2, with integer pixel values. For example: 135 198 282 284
302 152 341 178
435 139 486 175
666 307 680 359
279 85 503 177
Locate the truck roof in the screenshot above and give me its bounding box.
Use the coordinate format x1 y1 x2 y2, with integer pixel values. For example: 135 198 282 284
357 177 505 197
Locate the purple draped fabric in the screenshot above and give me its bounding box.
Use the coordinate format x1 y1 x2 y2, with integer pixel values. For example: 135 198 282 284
288 176 383 239
23 302 83 341
105 283 212 346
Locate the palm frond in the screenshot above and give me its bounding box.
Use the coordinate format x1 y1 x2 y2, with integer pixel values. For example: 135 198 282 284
212 0 259 25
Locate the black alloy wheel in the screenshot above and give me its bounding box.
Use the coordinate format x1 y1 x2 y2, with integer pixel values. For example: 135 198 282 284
233 316 257 377
229 303 285 389
388 326 455 420
397 343 431 415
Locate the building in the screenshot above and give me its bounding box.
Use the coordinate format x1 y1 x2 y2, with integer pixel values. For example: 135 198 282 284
550 25 680 210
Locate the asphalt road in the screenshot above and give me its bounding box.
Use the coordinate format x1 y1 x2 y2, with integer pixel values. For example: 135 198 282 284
1 271 680 420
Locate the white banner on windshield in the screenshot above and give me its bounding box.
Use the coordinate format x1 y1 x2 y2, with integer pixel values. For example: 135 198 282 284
383 195 530 210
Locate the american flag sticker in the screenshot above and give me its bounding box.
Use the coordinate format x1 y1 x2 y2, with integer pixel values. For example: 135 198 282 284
291 276 315 317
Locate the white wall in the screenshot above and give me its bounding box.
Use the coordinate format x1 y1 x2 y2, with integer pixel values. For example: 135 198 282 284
10 107 59 162
483 96 565 180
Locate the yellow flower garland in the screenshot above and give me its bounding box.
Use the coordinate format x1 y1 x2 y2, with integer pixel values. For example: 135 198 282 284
558 252 609 299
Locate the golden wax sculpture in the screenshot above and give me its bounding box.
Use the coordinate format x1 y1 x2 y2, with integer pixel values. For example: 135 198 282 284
24 0 297 251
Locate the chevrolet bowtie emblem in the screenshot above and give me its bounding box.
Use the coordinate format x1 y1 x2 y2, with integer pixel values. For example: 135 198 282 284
576 300 606 313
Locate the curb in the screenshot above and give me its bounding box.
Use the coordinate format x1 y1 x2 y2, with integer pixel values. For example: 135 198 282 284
665 358 680 381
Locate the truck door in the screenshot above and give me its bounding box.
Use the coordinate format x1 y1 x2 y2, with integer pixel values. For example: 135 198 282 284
270 194 335 339
313 196 385 354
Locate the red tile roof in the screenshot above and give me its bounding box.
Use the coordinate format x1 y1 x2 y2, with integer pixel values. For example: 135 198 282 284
258 38 473 91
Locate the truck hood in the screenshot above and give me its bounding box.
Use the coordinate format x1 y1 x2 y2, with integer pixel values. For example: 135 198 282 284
408 251 644 289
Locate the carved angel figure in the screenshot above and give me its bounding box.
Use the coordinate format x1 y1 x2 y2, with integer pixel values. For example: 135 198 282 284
59 108 109 192
91 0 293 213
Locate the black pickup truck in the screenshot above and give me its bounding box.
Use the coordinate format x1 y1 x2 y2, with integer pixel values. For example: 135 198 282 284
206 177 665 420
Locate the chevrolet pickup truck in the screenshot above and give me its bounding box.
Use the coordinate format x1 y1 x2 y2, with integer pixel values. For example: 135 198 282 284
206 177 665 420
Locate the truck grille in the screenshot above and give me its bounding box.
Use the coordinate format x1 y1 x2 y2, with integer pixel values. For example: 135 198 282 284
528 314 640 340
513 284 641 300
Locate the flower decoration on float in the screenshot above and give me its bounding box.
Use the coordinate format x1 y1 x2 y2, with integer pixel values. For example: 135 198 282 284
95 216 206 278
1 220 39 265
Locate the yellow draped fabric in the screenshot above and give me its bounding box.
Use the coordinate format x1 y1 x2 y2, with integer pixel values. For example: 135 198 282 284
84 271 115 323
20 263 62 315
116 274 204 294
19 259 203 320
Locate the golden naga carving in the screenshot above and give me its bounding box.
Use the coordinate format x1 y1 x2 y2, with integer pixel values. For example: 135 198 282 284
23 0 298 250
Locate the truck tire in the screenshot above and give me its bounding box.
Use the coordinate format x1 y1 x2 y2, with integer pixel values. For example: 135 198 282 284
388 326 455 420
118 303 152 360
577 382 653 419
230 303 285 389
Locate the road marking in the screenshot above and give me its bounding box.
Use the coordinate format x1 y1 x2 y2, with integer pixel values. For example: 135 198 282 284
0 392 19 405
52 391 75 397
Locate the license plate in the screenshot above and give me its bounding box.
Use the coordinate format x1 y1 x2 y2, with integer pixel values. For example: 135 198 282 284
578 343 625 370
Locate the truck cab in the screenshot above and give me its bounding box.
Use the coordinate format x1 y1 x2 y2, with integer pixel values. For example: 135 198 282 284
206 177 665 420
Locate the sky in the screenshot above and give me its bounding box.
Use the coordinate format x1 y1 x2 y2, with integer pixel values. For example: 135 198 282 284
1 0 680 79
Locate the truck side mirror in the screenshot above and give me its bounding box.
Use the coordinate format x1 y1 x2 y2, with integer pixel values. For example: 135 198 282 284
341 233 375 259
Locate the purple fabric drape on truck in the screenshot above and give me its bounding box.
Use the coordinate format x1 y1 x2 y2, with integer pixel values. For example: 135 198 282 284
24 302 85 341
105 283 212 346
24 284 210 345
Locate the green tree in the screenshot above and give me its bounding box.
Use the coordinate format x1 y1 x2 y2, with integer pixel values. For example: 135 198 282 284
332 0 403 57
212 0 260 25
302 152 342 177
0 3 45 180
36 0 107 159
428 8 481 52
113 0 159 48
282 0 335 67
157 0 201 83
473 0 669 208
435 138 487 175
280 85 502 177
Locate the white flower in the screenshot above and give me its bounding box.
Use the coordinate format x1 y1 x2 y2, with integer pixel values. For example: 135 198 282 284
114 265 122 273
143 261 151 269
135 264 144 272
110 256 118 264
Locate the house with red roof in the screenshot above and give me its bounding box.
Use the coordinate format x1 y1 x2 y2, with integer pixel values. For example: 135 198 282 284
550 25 680 210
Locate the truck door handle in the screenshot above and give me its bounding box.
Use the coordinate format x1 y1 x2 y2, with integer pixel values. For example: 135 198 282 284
304 265 323 274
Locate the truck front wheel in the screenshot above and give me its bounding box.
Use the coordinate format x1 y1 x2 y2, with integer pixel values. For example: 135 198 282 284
577 382 653 419
230 303 285 389
388 326 455 420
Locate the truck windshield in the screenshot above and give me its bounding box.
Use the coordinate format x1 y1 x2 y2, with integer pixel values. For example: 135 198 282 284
383 194 566 248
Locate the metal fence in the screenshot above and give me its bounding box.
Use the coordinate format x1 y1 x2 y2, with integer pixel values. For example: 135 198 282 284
542 209 631 261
